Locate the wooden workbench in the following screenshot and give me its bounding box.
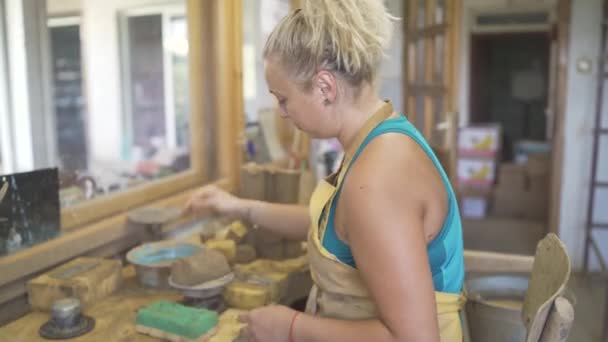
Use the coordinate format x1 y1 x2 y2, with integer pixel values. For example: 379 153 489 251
0 265 311 342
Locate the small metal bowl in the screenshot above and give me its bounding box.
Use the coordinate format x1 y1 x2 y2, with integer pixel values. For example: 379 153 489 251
126 240 202 289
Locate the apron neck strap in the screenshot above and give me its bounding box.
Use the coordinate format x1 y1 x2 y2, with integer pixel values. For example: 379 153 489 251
337 101 394 181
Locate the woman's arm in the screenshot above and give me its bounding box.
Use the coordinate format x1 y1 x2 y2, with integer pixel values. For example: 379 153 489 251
239 199 310 240
184 185 310 240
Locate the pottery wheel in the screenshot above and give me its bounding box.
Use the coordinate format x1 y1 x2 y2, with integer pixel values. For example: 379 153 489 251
39 315 95 340
170 273 234 312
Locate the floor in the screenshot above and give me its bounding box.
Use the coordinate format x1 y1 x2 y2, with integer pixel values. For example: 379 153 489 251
569 273 607 342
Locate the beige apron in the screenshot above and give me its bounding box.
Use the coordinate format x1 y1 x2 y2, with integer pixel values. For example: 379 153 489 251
304 102 466 341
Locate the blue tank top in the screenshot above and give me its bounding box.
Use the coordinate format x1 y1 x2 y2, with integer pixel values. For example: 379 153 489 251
321 115 465 294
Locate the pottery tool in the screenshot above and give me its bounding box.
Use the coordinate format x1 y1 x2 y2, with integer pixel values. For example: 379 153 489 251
169 248 234 312
135 301 219 342
169 273 234 312
127 206 182 241
39 298 95 340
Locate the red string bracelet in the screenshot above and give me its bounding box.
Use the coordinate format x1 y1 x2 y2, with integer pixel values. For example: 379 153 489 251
289 311 301 342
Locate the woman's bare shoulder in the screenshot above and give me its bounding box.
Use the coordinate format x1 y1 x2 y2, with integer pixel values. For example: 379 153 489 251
343 132 446 204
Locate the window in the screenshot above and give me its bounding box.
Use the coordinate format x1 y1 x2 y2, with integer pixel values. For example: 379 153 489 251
0 2 243 316
241 0 291 164
48 17 87 176
120 6 191 168
0 0 243 257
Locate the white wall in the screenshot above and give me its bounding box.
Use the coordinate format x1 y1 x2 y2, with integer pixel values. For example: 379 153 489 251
558 0 605 270
81 0 179 166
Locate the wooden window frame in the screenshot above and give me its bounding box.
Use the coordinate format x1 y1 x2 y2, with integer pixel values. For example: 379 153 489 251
0 0 244 301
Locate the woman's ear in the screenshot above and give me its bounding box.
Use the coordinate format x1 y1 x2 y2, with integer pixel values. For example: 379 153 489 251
315 70 338 106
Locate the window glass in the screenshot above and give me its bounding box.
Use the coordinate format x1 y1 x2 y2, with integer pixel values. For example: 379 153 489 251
0 0 196 256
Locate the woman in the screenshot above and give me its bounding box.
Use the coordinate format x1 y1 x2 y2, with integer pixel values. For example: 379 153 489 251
184 1 465 341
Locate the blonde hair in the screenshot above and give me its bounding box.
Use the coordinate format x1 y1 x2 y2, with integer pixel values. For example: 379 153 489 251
264 0 394 89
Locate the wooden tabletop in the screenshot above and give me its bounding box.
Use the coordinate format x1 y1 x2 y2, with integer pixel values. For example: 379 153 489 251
0 263 311 342
0 267 183 342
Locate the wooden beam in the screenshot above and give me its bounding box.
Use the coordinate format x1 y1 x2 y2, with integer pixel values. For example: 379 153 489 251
446 0 461 183
427 0 436 27
549 0 571 236
402 1 410 119
214 0 242 188
187 0 209 176
408 24 448 40
62 170 204 231
464 250 535 274
0 178 230 289
408 0 417 33
423 0 435 140
407 84 447 95
290 0 304 8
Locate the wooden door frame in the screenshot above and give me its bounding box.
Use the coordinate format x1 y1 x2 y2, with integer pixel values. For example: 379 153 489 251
403 0 462 180
548 0 571 236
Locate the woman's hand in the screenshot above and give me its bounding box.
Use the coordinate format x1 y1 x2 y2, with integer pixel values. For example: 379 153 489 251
239 305 297 342
183 185 245 219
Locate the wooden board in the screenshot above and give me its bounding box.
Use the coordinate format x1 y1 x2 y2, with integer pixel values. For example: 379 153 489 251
523 233 571 342
464 250 534 274
27 258 122 311
135 325 217 342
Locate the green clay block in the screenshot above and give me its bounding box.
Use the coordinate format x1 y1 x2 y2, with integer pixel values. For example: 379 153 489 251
136 301 218 340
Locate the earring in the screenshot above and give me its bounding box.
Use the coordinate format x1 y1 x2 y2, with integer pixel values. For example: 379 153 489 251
324 99 331 106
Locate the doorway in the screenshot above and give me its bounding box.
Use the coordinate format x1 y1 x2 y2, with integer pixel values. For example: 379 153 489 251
470 32 551 162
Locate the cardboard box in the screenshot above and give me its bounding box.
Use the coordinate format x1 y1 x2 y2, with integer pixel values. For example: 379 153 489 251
459 188 492 219
523 192 548 221
529 173 550 195
27 257 123 311
515 140 551 164
492 189 548 221
526 153 551 176
458 158 496 188
492 188 528 218
458 125 502 158
497 163 527 191
240 163 266 200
